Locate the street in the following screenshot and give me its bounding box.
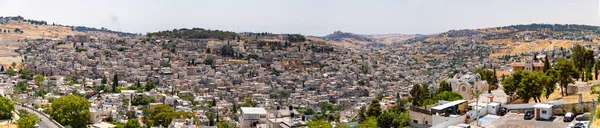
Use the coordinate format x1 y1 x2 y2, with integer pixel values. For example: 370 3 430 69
15 105 61 128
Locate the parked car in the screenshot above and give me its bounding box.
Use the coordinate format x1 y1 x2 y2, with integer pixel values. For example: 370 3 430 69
571 122 586 128
497 107 508 116
564 112 575 122
524 111 534 120
575 113 590 121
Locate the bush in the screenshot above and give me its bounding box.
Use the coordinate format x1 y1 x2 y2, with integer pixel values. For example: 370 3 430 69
582 106 590 113
596 109 600 119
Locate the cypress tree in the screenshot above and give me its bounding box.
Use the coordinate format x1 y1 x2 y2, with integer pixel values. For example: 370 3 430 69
112 73 118 92
544 55 550 72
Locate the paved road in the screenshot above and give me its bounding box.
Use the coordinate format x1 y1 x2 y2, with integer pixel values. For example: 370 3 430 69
485 113 569 128
16 105 62 128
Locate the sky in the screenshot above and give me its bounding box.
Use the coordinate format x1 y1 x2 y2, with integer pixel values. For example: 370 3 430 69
0 0 598 36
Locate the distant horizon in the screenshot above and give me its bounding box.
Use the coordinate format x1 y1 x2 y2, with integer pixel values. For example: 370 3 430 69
7 15 600 37
1 0 597 36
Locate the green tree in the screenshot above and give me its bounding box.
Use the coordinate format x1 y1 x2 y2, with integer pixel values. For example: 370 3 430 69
409 84 423 106
306 119 332 128
474 68 497 86
34 74 45 86
389 98 409 114
357 80 366 86
216 121 238 128
220 45 235 57
595 60 600 80
101 75 107 84
18 68 32 80
0 96 14 120
203 58 214 65
145 80 155 91
11 62 16 68
50 94 90 128
392 111 410 127
124 118 142 128
410 84 431 106
334 122 347 128
239 98 258 107
17 114 40 128
15 82 27 93
146 104 192 127
131 96 155 106
554 58 578 96
544 55 551 72
6 67 16 76
135 80 141 89
583 50 595 81
436 80 452 93
542 69 558 99
377 111 397 128
366 99 382 117
112 73 119 93
571 45 585 80
358 117 377 128
433 91 463 101
357 106 367 122
501 70 550 102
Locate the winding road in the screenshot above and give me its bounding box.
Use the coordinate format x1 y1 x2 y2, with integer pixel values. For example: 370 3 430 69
15 104 63 128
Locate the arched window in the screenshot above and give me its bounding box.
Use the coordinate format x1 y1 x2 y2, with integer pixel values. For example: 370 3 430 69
462 86 467 92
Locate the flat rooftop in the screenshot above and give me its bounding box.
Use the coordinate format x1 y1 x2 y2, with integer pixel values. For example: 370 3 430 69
241 107 267 115
431 100 467 110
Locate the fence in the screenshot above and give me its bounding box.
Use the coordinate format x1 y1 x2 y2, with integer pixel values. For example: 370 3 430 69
551 102 596 115
589 95 599 127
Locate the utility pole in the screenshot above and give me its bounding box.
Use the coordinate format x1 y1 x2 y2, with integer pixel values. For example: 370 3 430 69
474 85 480 127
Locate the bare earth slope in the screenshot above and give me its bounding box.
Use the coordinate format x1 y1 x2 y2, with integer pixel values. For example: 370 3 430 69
0 20 84 66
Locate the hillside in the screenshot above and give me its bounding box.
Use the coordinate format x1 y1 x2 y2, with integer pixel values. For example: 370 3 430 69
0 16 137 67
0 20 84 41
320 31 418 48
393 24 600 56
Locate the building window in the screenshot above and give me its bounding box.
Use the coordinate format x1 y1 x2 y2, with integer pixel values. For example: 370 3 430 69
413 120 418 124
542 110 547 114
425 121 428 125
462 86 466 92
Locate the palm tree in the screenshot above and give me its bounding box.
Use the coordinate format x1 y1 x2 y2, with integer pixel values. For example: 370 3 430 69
471 88 482 127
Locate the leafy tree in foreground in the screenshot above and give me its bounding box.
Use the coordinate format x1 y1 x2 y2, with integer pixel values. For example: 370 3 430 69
571 44 585 80
50 94 90 128
393 111 410 127
17 114 40 128
366 99 382 117
124 118 142 128
358 117 377 128
502 70 556 102
436 80 452 93
0 96 14 120
377 111 397 128
554 58 578 96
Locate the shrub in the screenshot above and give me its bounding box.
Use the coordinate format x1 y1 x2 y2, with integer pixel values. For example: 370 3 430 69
582 106 590 113
596 109 600 119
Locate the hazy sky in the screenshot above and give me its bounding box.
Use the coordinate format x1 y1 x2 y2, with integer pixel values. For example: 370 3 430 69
0 0 598 36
